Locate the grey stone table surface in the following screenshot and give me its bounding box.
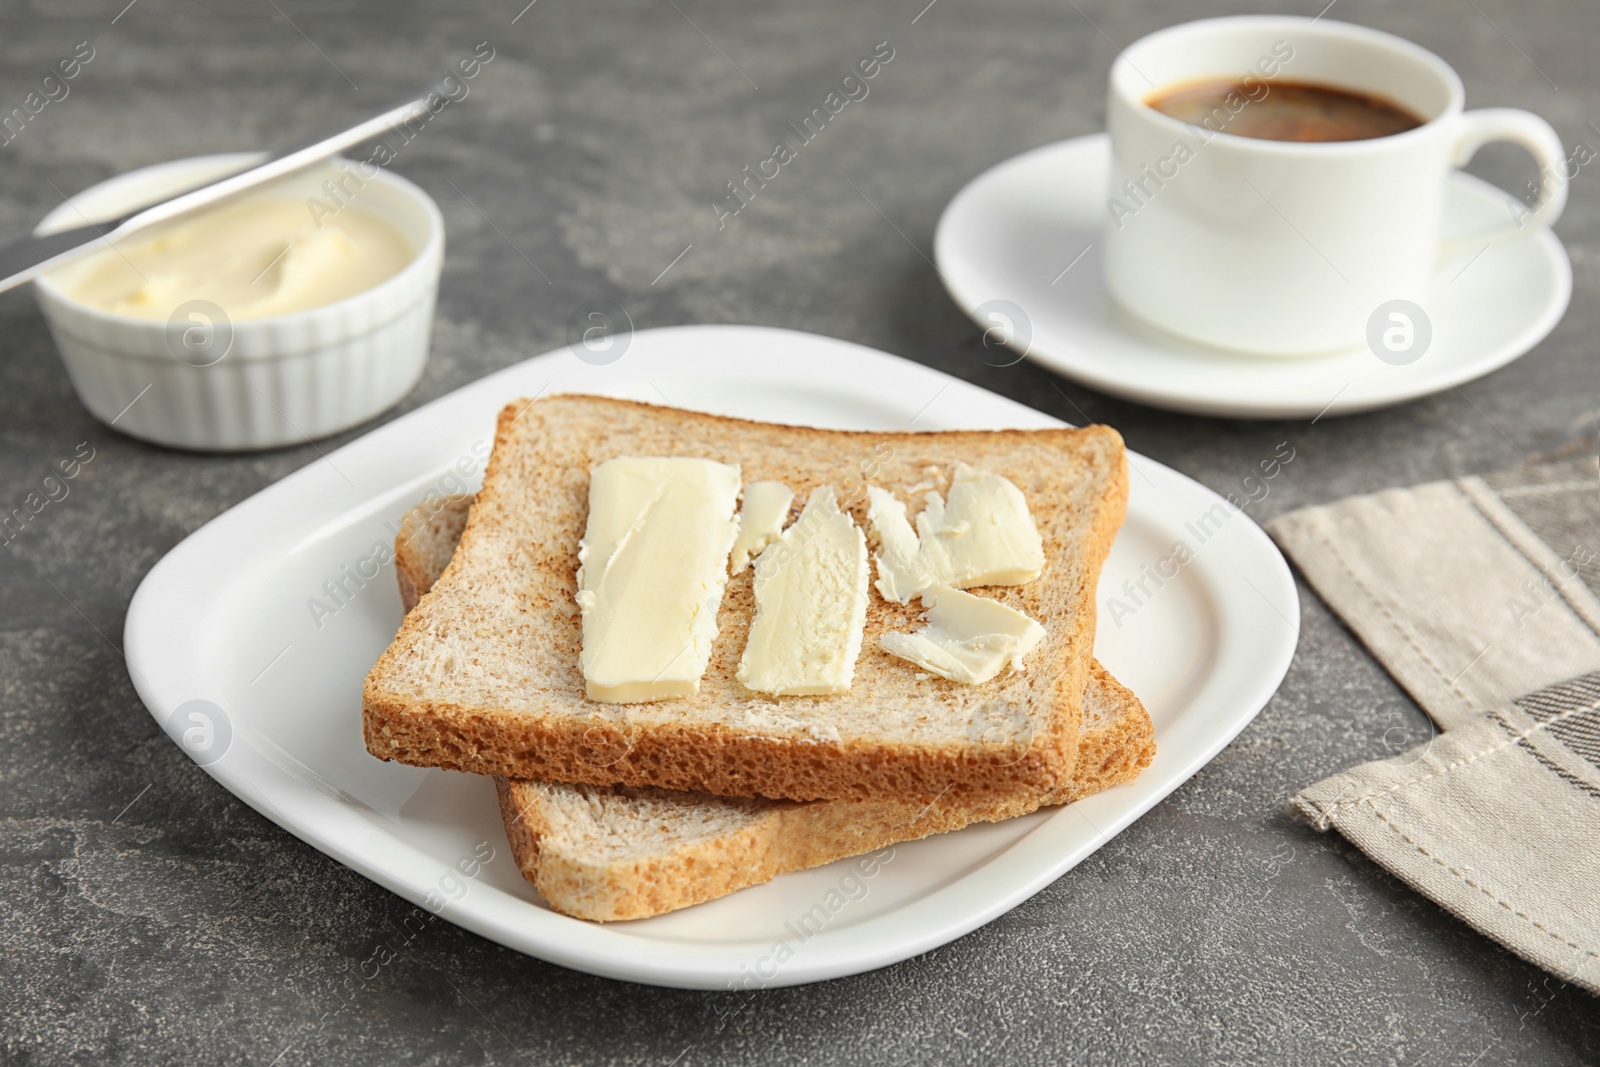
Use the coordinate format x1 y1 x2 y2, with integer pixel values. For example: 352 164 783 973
2 0 1598 1063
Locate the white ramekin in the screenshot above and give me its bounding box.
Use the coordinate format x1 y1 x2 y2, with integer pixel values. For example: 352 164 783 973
33 152 444 451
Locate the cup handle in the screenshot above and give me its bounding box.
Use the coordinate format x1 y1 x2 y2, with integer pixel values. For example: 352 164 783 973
1443 107 1568 257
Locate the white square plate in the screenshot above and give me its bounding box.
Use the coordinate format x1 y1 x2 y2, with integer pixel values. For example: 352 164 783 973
125 325 1298 989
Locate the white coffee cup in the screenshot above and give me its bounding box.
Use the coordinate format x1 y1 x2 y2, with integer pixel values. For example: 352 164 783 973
1102 16 1568 355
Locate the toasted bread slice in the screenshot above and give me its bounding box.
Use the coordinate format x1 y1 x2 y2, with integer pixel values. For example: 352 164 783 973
401 496 1154 921
365 396 1128 802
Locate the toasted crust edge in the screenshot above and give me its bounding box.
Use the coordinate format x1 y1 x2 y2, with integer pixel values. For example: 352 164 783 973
366 695 1076 802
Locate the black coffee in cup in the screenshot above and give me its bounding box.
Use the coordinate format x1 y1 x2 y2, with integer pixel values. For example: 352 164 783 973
1146 78 1424 142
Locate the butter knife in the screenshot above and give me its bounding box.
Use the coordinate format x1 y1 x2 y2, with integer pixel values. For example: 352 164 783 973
0 83 443 296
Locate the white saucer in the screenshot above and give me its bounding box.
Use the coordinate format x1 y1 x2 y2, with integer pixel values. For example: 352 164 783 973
934 134 1572 419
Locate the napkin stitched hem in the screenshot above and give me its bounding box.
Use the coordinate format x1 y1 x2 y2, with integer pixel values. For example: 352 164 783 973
1294 792 1600 968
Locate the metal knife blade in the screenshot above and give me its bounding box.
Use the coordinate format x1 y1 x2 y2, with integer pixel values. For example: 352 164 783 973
0 81 448 296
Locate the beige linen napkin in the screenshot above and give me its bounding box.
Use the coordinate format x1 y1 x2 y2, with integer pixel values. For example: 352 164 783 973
1269 453 1600 995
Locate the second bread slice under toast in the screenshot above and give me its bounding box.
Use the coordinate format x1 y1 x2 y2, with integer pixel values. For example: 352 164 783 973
366 395 1129 802
398 495 1154 921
